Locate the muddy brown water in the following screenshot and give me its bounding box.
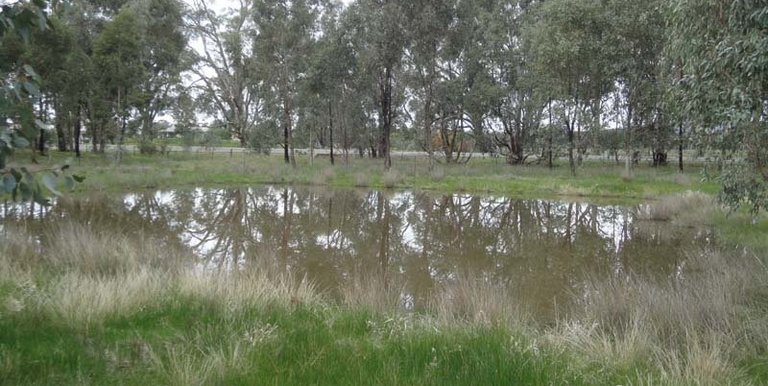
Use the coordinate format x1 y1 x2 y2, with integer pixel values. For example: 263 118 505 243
2 186 712 321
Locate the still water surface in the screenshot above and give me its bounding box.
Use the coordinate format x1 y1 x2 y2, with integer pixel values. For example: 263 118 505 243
3 186 712 319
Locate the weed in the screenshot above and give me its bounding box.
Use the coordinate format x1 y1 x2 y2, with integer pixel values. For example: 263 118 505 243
353 173 370 187
382 169 402 189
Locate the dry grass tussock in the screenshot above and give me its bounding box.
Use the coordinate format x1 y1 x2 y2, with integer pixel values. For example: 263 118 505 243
558 184 591 197
2 221 182 275
382 169 403 188
310 167 336 185
637 191 716 225
429 277 527 326
0 224 318 327
148 326 261 386
338 272 405 314
547 248 767 384
429 166 445 182
353 172 370 187
338 273 529 327
177 268 320 313
48 269 169 327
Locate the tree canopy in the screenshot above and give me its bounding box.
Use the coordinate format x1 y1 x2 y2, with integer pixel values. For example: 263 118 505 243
1 0 766 211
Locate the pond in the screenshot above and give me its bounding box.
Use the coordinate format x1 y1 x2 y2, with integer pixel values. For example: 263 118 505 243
1 186 713 321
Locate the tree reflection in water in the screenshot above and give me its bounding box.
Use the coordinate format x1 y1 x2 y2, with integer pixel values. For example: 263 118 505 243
2 187 711 320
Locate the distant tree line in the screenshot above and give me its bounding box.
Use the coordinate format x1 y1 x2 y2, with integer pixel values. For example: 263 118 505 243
1 0 765 210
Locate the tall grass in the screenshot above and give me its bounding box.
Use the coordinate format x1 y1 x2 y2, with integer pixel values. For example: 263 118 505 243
176 268 320 313
637 191 716 225
429 276 527 327
338 272 405 313
550 246 768 383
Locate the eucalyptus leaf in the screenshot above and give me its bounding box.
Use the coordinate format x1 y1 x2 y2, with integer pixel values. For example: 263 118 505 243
64 175 75 191
11 169 22 183
2 175 15 193
19 181 32 201
22 64 38 79
33 188 49 206
12 136 30 148
23 81 40 97
41 174 61 196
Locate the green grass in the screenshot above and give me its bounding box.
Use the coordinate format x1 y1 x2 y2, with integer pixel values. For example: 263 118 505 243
714 212 768 257
0 294 633 385
16 150 719 205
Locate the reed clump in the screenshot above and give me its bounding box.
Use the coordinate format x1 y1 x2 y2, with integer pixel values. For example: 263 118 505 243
549 248 768 384
429 276 527 327
382 170 402 189
637 191 715 225
177 268 319 314
353 173 370 187
338 272 405 314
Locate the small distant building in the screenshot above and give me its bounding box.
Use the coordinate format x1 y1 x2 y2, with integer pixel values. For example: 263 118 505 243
159 125 177 139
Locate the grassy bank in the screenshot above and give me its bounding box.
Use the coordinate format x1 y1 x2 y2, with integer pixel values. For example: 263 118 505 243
20 150 718 202
1 200 767 385
3 150 767 384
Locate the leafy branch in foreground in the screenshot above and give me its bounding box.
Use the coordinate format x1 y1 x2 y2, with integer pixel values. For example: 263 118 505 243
1 162 85 205
1 0 84 205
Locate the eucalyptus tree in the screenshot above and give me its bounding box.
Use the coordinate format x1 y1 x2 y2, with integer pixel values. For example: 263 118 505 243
1 0 85 203
403 0 454 164
39 18 80 153
253 0 324 166
9 11 73 153
606 0 665 173
666 0 768 213
49 0 104 156
483 0 544 165
2 1 94 156
524 0 612 176
337 2 383 159
130 0 186 143
446 0 500 158
304 1 355 165
186 0 260 147
350 0 409 169
409 0 488 164
171 85 197 145
91 4 145 152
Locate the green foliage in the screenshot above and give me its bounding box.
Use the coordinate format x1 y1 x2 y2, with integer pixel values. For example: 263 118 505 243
666 0 768 212
0 1 85 203
1 1 47 168
137 139 158 155
717 163 768 216
187 0 259 146
2 0 766 212
92 6 144 108
0 162 83 205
